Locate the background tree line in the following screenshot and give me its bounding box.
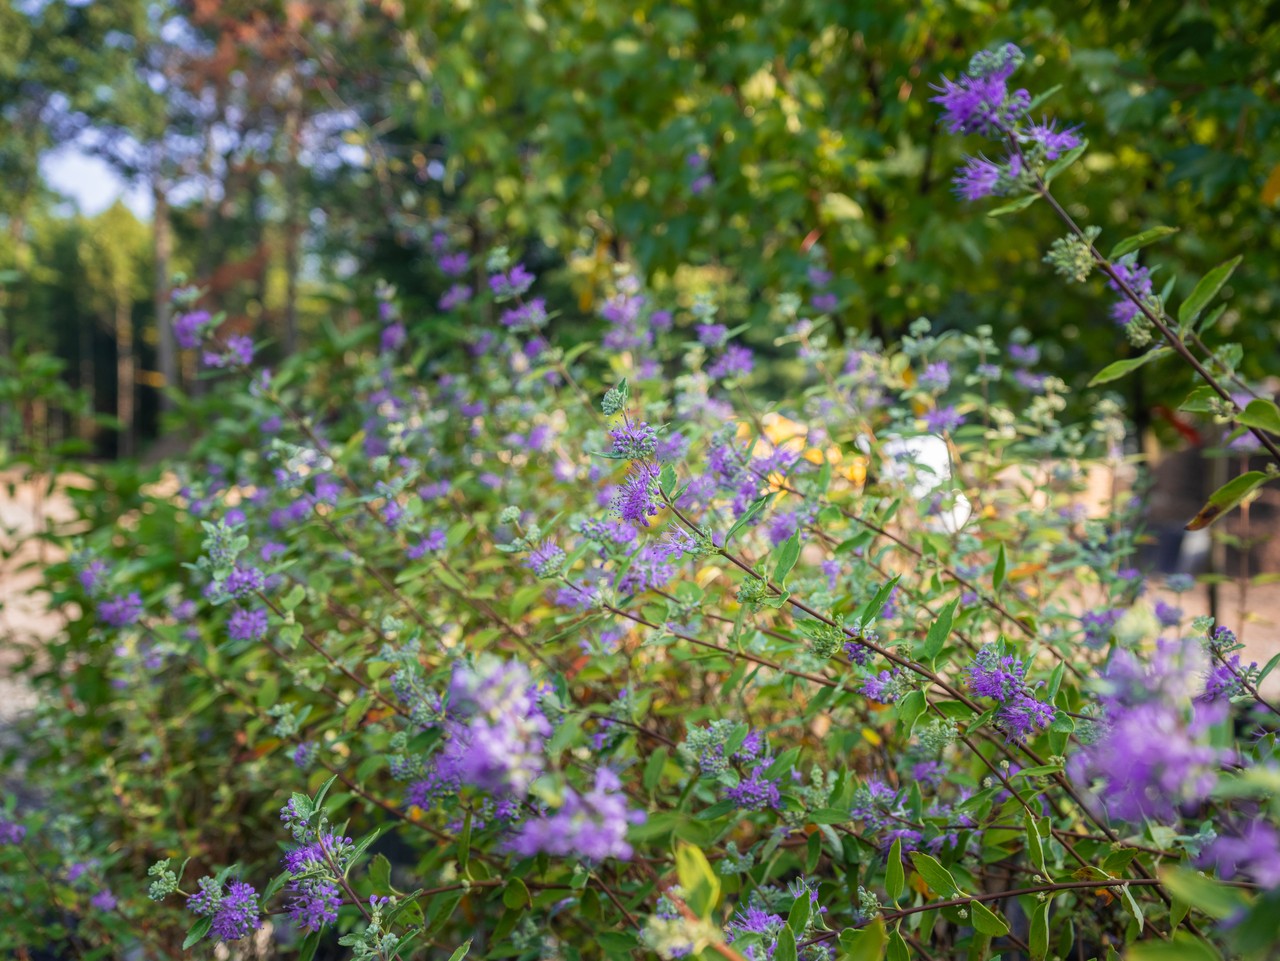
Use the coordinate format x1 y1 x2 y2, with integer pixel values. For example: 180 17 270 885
2 0 1277 459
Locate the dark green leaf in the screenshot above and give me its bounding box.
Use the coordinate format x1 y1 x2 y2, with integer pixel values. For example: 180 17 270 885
885 838 904 901
1237 399 1280 435
1110 226 1179 259
916 598 958 661
908 851 959 897
1185 471 1271 530
1179 255 1243 326
773 531 802 588
969 900 1009 936
1088 350 1164 386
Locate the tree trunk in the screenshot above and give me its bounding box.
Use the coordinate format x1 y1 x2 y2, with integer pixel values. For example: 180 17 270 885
79 316 95 445
153 178 176 408
116 300 134 458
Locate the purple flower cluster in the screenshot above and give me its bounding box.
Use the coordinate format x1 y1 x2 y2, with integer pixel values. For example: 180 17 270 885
228 606 268 642
933 43 1081 202
967 647 1055 742
507 768 644 860
188 877 261 942
0 816 26 845
609 421 658 460
612 464 663 527
1107 256 1154 328
202 334 254 369
1070 640 1224 823
99 592 143 629
488 263 534 300
173 310 212 349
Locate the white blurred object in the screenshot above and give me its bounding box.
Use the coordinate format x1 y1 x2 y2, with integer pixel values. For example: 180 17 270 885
877 434 972 533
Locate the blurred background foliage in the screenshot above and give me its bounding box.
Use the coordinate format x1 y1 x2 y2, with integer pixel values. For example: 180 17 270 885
1 0 1278 459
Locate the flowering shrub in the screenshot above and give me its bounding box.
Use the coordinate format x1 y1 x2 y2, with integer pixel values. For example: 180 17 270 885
3 42 1280 961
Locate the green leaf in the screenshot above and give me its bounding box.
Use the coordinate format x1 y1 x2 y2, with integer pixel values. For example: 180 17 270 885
1110 226 1179 259
1179 385 1219 412
885 838 904 901
969 900 1009 936
986 193 1038 217
1127 933 1224 961
894 689 927 735
916 598 958 661
183 917 212 949
281 583 306 611
369 853 392 894
837 918 887 961
992 544 1006 591
909 851 959 897
503 879 531 910
774 927 799 961
1179 255 1243 326
1042 140 1089 184
860 575 902 626
886 928 909 961
446 939 473 961
725 494 771 546
1023 811 1048 876
786 892 812 935
1159 867 1249 920
1028 901 1050 961
675 842 721 919
1088 350 1163 386
1237 398 1280 435
458 809 473 875
644 748 668 792
298 930 321 961
1185 471 1271 531
659 464 678 498
1119 882 1144 933
773 531 802 588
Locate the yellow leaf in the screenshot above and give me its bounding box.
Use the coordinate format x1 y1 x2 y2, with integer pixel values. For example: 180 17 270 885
1263 164 1280 206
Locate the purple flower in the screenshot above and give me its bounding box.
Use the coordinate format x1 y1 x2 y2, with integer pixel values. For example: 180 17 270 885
439 284 473 311
1154 600 1183 629
1082 608 1122 647
808 266 833 287
0 816 26 845
919 361 952 392
952 155 1002 200
1008 343 1039 366
724 766 781 812
707 345 754 380
438 251 469 277
967 648 1026 701
77 559 109 596
501 297 548 331
489 263 535 300
931 44 1029 137
526 539 566 578
189 878 261 942
650 309 673 332
615 545 676 596
407 527 448 560
292 741 317 770
696 323 730 348
380 323 405 353
923 406 965 433
1200 653 1252 702
690 174 714 195
173 310 211 349
99 592 143 629
612 465 662 527
506 768 644 861
287 879 342 932
228 607 268 642
810 292 839 313
1027 118 1082 160
726 906 785 942
224 566 265 599
202 335 254 369
1107 256 1154 328
90 889 117 912
609 422 658 460
1200 821 1280 888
